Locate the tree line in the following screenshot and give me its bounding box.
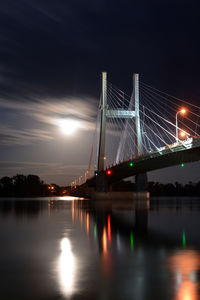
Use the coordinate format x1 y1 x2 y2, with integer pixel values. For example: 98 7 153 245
0 174 68 197
1 174 200 197
148 181 200 197
112 180 200 196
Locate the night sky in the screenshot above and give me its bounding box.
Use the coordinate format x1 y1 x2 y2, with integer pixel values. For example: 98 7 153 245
0 0 200 185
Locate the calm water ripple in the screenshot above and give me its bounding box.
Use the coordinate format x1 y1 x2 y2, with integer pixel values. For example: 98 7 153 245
0 197 200 299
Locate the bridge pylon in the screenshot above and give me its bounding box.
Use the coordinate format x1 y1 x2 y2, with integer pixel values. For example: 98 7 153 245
96 72 147 193
97 72 107 172
133 73 143 156
132 73 147 192
96 72 108 192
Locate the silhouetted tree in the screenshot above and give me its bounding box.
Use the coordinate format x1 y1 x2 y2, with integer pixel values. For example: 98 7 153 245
13 174 27 196
0 174 66 197
26 175 43 196
12 174 50 196
148 181 200 197
0 176 14 196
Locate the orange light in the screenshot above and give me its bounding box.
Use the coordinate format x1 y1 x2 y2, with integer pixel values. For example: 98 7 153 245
180 108 186 114
80 211 83 228
72 201 74 223
102 226 107 253
104 156 106 160
180 131 187 138
86 212 89 235
106 170 112 175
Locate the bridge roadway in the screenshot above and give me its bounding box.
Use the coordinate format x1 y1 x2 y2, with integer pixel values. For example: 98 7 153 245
87 137 200 187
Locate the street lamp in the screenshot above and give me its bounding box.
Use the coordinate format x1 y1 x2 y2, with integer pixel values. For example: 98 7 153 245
176 108 187 142
180 131 187 138
79 176 83 185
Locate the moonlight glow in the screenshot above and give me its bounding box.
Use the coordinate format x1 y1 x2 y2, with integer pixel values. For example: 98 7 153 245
58 119 80 135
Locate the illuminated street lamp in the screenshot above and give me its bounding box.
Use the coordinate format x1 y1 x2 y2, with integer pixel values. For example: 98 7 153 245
176 108 187 142
79 176 83 185
85 170 89 182
179 131 187 138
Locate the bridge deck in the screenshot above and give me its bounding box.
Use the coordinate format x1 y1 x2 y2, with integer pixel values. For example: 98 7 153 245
87 138 200 186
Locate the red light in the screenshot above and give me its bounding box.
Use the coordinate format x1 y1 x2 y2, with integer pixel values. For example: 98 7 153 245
107 214 111 245
106 170 112 175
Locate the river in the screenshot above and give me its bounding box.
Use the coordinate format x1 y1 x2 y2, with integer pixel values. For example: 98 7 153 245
0 197 199 299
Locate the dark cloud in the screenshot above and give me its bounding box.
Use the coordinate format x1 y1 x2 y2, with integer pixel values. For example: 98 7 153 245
0 0 199 101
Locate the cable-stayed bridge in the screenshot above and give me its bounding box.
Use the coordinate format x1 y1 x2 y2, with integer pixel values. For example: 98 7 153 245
71 73 200 196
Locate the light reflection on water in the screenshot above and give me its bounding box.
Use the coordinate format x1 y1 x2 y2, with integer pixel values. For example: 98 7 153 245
58 238 76 296
66 197 200 300
168 250 200 300
0 197 200 299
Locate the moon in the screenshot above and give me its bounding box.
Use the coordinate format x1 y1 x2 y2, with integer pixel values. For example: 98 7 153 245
58 119 80 135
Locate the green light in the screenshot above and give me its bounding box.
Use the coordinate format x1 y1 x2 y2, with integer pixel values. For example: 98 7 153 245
182 231 186 248
130 231 134 250
129 162 134 167
94 224 97 237
181 163 184 167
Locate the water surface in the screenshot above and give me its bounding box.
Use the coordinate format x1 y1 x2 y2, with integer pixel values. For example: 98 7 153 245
0 197 200 299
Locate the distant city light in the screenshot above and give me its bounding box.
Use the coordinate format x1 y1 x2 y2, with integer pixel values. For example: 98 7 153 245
106 170 112 175
48 185 54 190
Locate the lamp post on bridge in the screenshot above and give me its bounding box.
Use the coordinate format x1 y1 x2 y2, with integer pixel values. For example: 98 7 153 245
176 108 187 142
79 176 83 185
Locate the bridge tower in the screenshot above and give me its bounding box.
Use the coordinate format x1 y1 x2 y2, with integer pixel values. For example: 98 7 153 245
98 72 107 171
132 73 148 192
133 73 142 156
96 72 147 192
96 72 108 192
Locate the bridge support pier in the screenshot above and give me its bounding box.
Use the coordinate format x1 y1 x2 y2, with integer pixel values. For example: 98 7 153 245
95 172 108 192
135 173 148 192
93 172 149 199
